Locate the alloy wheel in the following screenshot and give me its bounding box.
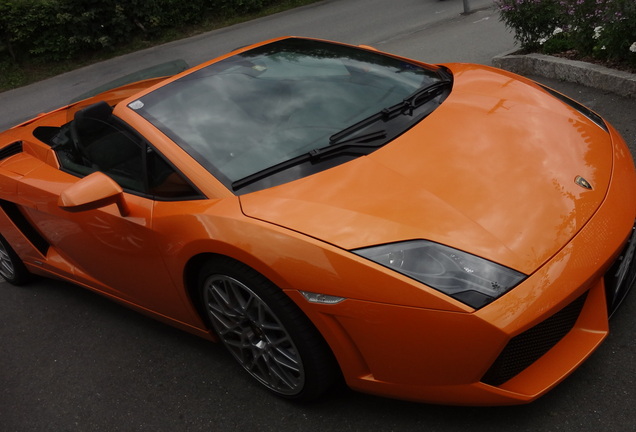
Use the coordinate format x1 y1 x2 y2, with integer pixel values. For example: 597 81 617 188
0 240 16 280
202 274 305 396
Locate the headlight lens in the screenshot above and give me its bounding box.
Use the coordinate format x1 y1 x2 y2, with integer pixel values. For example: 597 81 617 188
354 240 526 309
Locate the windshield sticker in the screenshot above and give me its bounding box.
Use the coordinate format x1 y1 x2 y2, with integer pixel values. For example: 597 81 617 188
129 100 144 110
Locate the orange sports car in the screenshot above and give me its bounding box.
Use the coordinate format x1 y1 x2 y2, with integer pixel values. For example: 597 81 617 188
1 37 635 405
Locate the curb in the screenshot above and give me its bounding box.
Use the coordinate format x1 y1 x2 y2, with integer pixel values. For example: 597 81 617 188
492 51 636 99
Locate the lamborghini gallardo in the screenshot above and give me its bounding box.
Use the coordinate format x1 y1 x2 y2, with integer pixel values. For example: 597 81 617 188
1 37 635 405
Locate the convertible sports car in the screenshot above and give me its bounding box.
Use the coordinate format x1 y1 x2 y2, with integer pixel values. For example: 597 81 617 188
1 37 635 405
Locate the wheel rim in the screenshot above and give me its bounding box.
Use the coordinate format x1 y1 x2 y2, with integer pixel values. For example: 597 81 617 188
202 274 305 395
0 241 15 280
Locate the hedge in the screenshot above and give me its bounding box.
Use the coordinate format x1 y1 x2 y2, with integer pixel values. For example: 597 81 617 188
0 0 276 63
496 0 636 67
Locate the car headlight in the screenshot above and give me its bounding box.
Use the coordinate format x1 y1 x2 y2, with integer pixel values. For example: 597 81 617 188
354 240 526 309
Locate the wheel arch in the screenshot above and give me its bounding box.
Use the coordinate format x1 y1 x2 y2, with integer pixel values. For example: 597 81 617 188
182 250 308 330
182 251 344 398
183 252 218 329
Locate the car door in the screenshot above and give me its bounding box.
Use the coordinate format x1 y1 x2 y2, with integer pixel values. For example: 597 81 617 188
16 114 202 322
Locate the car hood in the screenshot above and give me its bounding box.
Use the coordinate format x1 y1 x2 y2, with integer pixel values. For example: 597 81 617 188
239 64 613 274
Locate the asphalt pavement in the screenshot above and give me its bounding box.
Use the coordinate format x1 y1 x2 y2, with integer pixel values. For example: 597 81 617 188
1 0 635 431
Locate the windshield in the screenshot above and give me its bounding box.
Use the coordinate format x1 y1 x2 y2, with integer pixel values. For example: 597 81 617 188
129 38 447 193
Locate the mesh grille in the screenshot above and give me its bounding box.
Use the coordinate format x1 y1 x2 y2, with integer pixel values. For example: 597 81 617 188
481 292 588 386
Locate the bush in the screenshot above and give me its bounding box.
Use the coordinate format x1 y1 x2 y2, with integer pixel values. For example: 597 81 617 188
495 0 560 51
0 0 277 63
496 0 636 67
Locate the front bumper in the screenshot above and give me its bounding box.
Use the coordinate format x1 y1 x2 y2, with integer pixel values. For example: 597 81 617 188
289 125 636 405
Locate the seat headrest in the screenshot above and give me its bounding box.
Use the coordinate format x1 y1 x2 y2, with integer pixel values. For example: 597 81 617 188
74 101 113 123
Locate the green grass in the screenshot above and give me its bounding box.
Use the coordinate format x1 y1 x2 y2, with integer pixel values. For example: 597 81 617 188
0 0 320 93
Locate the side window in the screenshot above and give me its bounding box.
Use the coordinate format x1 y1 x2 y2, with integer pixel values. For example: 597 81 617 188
55 101 201 200
147 147 201 199
56 101 144 192
86 124 144 192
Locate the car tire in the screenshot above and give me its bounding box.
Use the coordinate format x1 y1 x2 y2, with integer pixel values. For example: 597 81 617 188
0 235 31 285
198 256 338 400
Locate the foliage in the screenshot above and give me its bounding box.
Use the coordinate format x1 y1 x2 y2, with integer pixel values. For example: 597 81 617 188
0 59 27 88
494 0 560 51
0 0 278 64
496 0 636 67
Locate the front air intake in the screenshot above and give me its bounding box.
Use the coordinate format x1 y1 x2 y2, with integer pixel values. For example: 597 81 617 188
481 292 588 386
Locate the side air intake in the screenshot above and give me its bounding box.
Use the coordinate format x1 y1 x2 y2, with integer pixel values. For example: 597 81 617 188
0 141 23 161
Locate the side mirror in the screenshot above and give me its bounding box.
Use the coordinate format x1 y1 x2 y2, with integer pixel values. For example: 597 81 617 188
58 172 129 216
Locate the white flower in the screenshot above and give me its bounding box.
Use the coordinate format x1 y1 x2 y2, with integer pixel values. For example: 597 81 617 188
539 37 547 45
553 27 563 35
630 42 636 53
593 26 603 40
601 45 606 50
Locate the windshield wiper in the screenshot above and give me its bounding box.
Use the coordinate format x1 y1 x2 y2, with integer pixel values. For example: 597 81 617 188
311 130 387 158
402 80 452 114
232 80 451 192
232 130 387 191
329 79 452 145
